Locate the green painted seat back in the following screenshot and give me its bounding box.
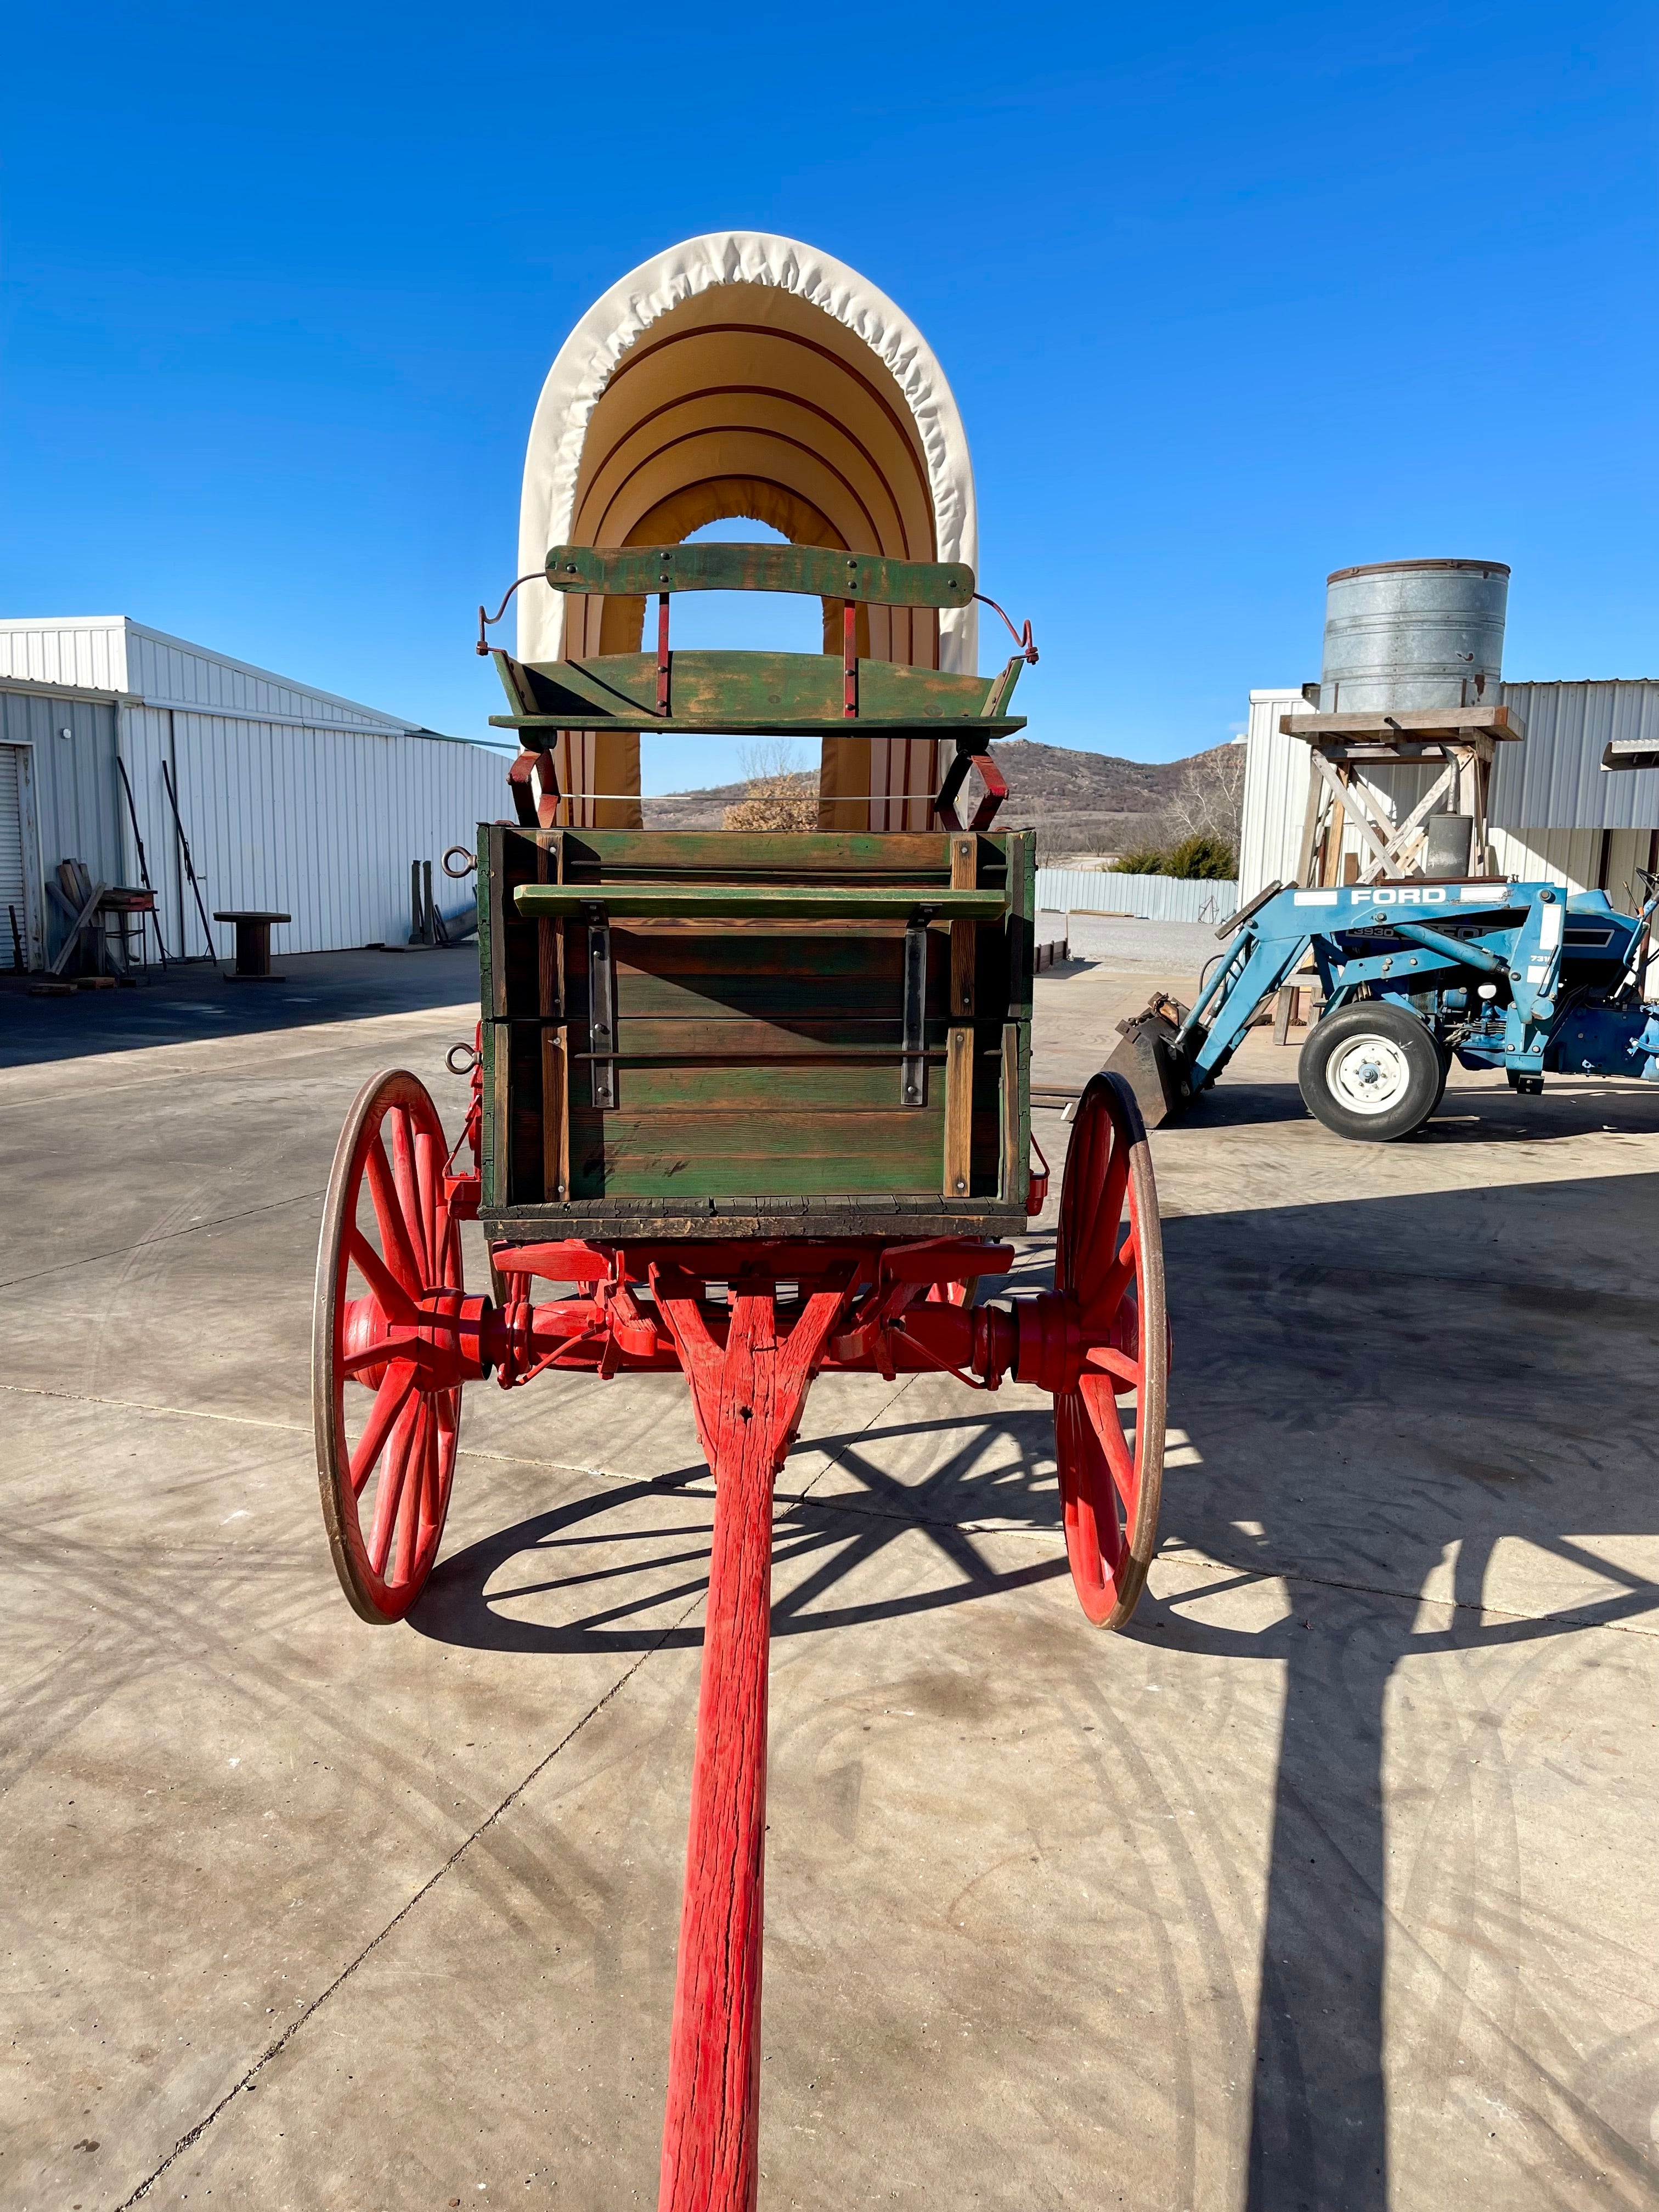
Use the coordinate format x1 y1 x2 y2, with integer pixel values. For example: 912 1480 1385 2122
544 542 975 608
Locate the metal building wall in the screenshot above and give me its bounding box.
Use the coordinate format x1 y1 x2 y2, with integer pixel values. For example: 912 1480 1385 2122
119 712 509 960
0 685 122 966
0 619 129 693
0 618 411 738
1 618 511 967
1238 690 1310 899
1488 826 1658 905
1491 682 1659 832
122 622 410 735
1239 676 1659 901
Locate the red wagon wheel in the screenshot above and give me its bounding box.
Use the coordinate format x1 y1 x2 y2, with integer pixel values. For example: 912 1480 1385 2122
312 1069 464 1623
1053 1072 1168 1629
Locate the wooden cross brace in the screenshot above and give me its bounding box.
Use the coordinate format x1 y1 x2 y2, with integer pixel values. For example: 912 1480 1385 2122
1305 750 1458 884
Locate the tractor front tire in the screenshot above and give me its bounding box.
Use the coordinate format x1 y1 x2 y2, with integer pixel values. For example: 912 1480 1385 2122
1298 1001 1443 1143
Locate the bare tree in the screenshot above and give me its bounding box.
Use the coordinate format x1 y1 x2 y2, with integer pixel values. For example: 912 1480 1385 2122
1163 743 1247 846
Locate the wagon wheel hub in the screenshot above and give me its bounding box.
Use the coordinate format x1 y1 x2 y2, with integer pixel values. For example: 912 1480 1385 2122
342 1287 493 1395
1013 1284 1142 1398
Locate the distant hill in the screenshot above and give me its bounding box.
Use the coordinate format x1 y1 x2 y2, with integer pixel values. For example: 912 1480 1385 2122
642 738 1240 856
644 778 750 830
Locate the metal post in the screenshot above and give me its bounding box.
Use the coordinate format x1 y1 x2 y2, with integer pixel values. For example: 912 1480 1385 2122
160 758 218 962
115 755 168 966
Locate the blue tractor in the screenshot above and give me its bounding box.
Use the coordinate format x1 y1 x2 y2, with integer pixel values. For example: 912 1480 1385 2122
1105 875 1659 1143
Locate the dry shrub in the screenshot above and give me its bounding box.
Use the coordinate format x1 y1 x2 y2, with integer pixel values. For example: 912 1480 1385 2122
722 741 820 831
723 774 820 831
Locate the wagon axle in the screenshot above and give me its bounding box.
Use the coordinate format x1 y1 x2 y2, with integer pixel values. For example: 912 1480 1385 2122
341 1247 1143 1404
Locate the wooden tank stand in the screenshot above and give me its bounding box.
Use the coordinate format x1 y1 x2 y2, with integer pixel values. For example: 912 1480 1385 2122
1267 703 1528 1039
1280 702 1527 889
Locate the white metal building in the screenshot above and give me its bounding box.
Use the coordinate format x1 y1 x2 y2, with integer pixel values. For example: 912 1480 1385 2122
0 618 510 970
1239 678 1659 907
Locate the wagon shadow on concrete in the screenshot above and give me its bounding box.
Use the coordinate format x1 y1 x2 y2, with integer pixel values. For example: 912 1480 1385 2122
0 945 481 1070
1153 1172 1659 2211
411 1165 1659 2211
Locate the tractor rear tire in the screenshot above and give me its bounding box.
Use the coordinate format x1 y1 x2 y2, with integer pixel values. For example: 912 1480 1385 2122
1299 1001 1443 1143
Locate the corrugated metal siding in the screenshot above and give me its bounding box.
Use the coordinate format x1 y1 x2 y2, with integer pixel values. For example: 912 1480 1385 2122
126 623 408 733
4 653 509 963
1488 826 1658 905
0 620 129 693
1492 682 1659 832
0 745 25 951
1037 867 1239 924
119 710 508 958
1238 691 1311 898
0 688 123 965
1240 676 1659 896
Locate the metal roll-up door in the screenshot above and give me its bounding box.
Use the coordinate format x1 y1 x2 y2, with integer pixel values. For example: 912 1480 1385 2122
0 747 26 955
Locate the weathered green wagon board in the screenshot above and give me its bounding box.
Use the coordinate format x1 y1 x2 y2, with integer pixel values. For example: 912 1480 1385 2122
475 824 1035 1242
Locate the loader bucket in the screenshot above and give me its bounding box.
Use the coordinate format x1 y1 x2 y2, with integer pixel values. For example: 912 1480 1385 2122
1102 998 1197 1129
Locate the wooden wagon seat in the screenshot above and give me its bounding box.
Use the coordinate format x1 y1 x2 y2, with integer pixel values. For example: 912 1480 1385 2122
491 545 1028 843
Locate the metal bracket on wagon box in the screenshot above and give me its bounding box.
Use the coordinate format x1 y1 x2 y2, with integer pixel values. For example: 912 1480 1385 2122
901 908 932 1105
584 903 618 1110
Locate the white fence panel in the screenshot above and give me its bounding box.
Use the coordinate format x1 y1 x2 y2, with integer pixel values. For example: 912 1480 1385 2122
1037 867 1239 926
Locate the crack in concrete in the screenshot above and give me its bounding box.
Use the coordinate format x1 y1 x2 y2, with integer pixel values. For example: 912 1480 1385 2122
114 1583 707 2208
0 1190 325 1291
0 1380 310 1434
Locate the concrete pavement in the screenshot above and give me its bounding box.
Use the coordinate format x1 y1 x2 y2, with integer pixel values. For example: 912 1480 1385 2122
2 943 1656 2210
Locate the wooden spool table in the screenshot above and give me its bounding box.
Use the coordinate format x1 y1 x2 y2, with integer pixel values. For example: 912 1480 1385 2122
215 908 290 980
310 545 1169 2210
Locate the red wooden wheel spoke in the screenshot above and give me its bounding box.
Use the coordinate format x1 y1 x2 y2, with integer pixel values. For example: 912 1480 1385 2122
391 1108 425 1275
1080 1374 1139 1515
367 1395 421 1575
345 1226 422 1327
1082 1342 1141 1390
418 1406 441 1538
1075 1132 1131 1310
392 1398 429 1587
365 1132 425 1295
340 1330 420 1377
1085 1224 1139 1325
314 1069 465 1623
348 1358 419 1494
415 1128 441 1283
1069 1404 1126 1572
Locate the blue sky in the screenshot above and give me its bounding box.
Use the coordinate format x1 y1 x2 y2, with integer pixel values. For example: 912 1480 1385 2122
2 2 1654 789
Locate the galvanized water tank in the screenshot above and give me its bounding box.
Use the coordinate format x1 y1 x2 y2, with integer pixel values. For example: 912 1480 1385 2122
1321 558 1508 713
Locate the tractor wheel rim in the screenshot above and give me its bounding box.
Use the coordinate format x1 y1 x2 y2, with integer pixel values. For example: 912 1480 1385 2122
1327 1034 1411 1114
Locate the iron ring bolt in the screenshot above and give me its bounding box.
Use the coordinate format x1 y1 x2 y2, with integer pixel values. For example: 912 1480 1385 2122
443 845 478 878
447 1041 481 1076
